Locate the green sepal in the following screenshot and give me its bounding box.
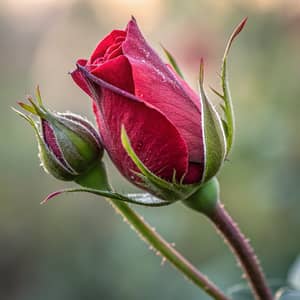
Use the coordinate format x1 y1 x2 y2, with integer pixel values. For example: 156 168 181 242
42 160 172 207
75 160 171 205
121 125 199 202
161 45 184 79
214 18 247 157
183 177 220 216
17 102 37 115
42 188 172 207
199 59 226 183
222 119 229 138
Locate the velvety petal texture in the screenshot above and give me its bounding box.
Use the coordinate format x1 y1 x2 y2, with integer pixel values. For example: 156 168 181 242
123 20 204 165
71 18 206 185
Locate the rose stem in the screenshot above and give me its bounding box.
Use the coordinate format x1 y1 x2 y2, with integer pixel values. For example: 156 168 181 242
206 201 273 300
76 161 231 300
109 200 231 300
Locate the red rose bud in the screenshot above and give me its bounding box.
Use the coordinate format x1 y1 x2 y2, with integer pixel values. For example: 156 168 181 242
71 18 245 200
15 87 103 181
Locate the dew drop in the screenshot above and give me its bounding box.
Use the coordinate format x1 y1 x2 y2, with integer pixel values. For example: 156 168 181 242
136 141 143 151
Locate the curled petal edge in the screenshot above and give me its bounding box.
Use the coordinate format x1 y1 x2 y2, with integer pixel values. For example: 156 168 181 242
76 63 142 104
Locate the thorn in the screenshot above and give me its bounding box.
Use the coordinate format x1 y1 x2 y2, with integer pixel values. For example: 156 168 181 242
161 257 166 266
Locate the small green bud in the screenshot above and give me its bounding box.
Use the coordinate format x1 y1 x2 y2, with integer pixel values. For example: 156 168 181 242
15 87 103 181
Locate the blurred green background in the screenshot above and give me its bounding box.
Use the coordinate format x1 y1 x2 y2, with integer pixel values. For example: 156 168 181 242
1 0 300 299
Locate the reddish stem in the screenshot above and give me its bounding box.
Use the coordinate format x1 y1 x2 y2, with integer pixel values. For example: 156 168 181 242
207 202 273 300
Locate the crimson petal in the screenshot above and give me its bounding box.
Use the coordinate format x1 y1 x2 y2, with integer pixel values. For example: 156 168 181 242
77 65 189 183
122 18 204 168
89 30 126 64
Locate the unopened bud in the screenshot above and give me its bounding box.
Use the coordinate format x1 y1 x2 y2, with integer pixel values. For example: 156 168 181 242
15 87 103 181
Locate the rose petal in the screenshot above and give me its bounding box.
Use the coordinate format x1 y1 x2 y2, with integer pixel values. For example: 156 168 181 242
103 41 123 60
122 19 204 167
89 30 126 64
76 63 191 183
96 89 188 182
71 59 92 97
78 68 189 183
184 162 203 184
71 19 206 184
91 55 134 93
41 120 65 164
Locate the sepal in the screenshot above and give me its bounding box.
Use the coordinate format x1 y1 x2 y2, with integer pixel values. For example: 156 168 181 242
41 160 172 207
211 18 247 157
199 59 226 183
121 125 199 202
161 45 184 78
42 189 172 207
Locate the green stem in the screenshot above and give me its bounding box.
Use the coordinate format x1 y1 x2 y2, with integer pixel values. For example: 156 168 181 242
75 161 230 300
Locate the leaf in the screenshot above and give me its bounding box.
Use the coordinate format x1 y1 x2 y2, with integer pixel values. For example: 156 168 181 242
41 188 172 207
